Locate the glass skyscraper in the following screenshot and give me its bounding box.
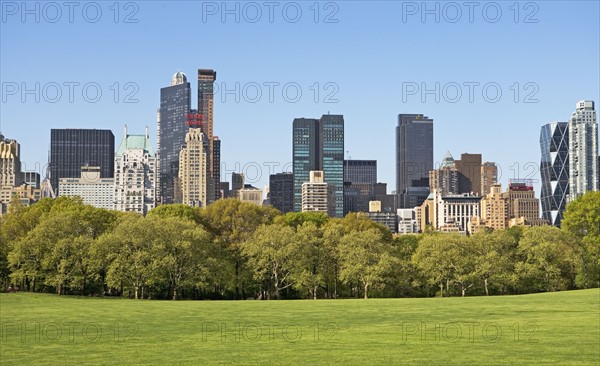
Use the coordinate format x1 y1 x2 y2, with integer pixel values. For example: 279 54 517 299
49 129 115 193
396 114 434 208
198 69 218 201
158 72 191 204
540 122 569 227
343 160 377 215
292 114 344 217
269 172 294 214
568 100 598 201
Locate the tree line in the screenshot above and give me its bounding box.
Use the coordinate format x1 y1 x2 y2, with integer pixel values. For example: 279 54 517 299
0 192 598 300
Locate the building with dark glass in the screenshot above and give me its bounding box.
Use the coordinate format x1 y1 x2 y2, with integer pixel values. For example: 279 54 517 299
158 72 191 204
293 114 344 217
50 129 114 192
198 69 218 201
396 114 433 208
212 136 221 200
343 160 377 215
269 172 294 213
540 122 569 226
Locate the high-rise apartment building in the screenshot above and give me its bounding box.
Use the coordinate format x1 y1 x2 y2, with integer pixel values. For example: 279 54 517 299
269 172 294 214
49 129 114 193
197 69 218 201
114 127 157 215
0 134 22 209
396 114 433 209
540 122 569 226
292 114 344 217
178 128 209 207
429 152 459 196
158 72 191 204
568 100 598 200
0 134 21 189
480 162 498 196
480 184 507 230
301 171 335 216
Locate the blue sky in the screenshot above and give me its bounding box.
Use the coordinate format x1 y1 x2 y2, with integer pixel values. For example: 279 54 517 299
1 1 599 194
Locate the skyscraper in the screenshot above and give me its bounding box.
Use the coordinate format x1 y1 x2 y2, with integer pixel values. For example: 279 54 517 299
480 162 498 196
455 153 483 195
396 114 433 208
0 134 22 208
197 69 218 201
540 122 569 226
0 133 21 189
213 136 221 200
158 72 191 204
269 172 294 214
178 128 209 207
114 126 157 215
568 100 598 200
293 114 344 217
49 129 114 193
343 160 377 215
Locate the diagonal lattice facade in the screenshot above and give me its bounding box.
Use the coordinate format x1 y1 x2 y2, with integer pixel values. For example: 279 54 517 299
540 122 569 226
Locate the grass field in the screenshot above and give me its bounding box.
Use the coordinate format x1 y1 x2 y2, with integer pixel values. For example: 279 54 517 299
0 290 598 365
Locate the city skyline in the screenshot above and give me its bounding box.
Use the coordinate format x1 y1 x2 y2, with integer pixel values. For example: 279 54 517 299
2 2 599 195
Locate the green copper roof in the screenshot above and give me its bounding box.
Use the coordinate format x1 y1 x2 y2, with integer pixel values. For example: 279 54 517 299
116 134 154 156
440 151 455 168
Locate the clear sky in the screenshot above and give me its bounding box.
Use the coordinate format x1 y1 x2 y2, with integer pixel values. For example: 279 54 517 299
1 1 599 194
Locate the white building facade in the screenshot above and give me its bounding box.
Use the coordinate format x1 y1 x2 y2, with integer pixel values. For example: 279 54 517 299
569 100 598 200
59 166 114 210
114 126 157 215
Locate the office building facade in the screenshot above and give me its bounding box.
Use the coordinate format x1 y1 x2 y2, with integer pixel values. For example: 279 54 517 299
58 166 114 210
396 114 433 208
293 114 344 217
269 172 294 214
50 129 114 193
540 122 569 226
158 72 191 204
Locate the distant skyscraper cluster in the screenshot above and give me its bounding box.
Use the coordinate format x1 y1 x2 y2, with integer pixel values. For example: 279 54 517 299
540 100 598 226
1 67 597 236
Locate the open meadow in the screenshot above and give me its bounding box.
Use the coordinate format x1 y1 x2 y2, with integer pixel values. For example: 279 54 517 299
0 289 598 365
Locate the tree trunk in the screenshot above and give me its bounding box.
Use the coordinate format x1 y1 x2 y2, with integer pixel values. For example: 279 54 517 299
364 283 369 299
235 261 240 300
134 286 139 299
313 286 317 300
484 278 489 296
81 276 86 296
439 283 444 297
461 286 466 297
173 287 178 300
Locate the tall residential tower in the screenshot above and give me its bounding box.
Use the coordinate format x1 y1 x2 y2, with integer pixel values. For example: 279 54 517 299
158 72 191 204
568 100 598 200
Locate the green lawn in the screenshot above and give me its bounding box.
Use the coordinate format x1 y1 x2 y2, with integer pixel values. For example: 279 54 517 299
1 289 598 365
